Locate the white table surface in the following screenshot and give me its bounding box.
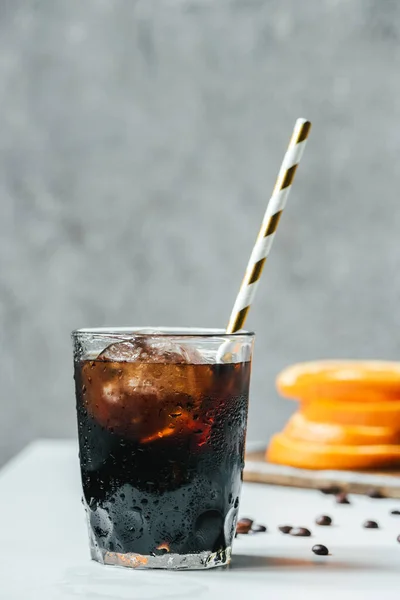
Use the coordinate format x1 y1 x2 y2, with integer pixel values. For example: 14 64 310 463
1 440 400 600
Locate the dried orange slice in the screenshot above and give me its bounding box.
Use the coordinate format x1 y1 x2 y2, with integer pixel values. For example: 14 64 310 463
301 398 400 427
277 361 400 402
284 412 400 446
267 432 400 470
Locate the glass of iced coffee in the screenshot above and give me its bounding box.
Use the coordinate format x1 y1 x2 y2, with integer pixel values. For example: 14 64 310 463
72 327 254 570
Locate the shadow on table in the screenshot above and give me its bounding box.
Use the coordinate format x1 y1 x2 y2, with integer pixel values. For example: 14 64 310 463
229 553 388 572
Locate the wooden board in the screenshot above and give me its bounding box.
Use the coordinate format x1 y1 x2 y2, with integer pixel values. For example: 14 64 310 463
244 449 400 498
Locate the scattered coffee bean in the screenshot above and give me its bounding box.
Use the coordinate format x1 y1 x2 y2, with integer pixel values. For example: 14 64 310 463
236 518 253 534
236 526 249 534
312 544 329 556
290 527 312 537
315 515 332 526
336 492 350 505
236 524 251 534
397 535 400 543
320 486 341 495
251 524 267 533
238 518 253 527
363 520 379 529
278 525 293 534
391 510 400 516
367 488 385 499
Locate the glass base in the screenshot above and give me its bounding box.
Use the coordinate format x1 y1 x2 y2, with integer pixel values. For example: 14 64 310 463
90 542 231 570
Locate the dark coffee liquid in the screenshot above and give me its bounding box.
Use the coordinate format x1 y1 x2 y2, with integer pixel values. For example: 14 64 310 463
75 359 250 557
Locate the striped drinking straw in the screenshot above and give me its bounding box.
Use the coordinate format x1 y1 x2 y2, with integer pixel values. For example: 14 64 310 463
226 118 312 334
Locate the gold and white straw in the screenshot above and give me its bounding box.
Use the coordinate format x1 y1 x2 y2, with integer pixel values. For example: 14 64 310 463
226 118 311 334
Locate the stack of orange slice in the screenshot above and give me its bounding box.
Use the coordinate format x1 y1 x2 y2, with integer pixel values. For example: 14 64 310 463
267 361 400 470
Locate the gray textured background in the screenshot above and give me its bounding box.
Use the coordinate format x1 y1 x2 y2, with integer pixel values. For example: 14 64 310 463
1 0 400 466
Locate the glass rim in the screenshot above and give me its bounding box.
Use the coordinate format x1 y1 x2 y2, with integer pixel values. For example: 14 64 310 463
71 326 255 340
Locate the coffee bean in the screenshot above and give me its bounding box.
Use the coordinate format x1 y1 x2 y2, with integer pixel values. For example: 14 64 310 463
238 518 253 527
320 486 341 495
367 488 385 499
315 515 332 526
251 524 267 533
312 544 329 556
363 520 379 529
390 510 400 515
397 535 400 543
336 492 350 505
236 518 253 534
236 523 251 534
278 525 292 534
290 527 311 537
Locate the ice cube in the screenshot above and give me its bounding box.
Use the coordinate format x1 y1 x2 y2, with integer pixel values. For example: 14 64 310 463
98 335 205 365
81 337 214 442
97 340 146 362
